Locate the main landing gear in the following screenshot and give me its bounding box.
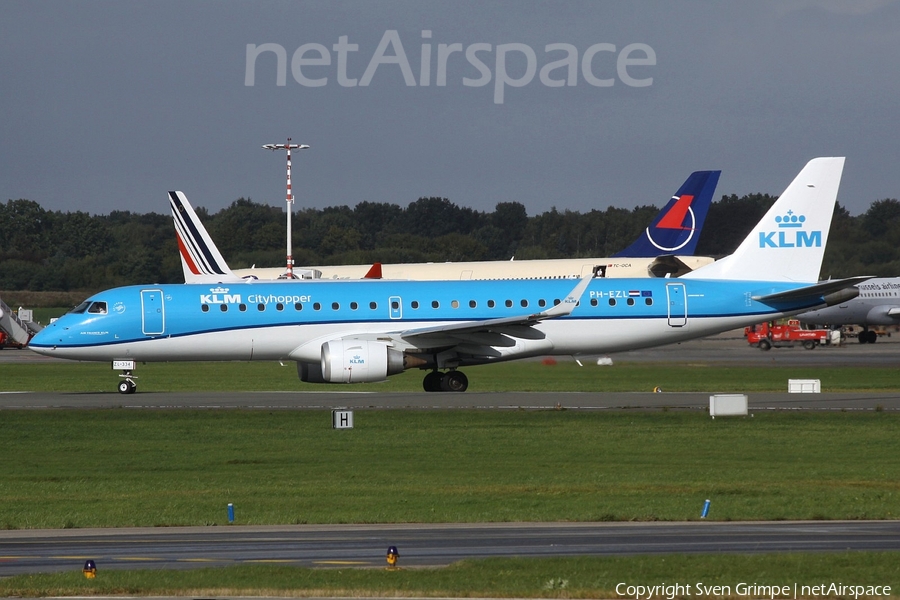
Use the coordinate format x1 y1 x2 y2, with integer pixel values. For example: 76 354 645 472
423 370 469 392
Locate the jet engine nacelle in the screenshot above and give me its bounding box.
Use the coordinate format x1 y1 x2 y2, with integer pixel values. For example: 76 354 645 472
320 340 405 383
866 305 900 326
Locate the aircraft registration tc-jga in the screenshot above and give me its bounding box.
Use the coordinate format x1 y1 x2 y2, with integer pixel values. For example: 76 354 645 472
29 157 867 393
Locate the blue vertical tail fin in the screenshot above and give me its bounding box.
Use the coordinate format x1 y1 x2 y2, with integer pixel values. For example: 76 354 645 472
612 170 720 258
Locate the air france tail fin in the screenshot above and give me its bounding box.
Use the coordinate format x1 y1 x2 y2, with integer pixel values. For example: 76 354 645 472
682 157 845 283
612 170 720 258
169 191 242 284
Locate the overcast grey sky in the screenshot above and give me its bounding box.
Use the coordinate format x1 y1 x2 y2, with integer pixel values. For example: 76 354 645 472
2 1 898 217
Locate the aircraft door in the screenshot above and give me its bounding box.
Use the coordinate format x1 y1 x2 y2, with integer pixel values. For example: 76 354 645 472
389 296 402 320
666 283 687 327
141 289 165 335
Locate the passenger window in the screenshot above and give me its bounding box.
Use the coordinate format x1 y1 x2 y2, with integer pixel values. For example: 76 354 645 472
314 303 321 311
220 304 228 312
609 298 616 306
553 299 561 306
239 304 247 312
505 300 513 308
645 298 653 306
258 304 265 311
369 301 377 310
538 299 546 307
590 298 598 307
487 300 495 308
411 301 419 309
451 300 459 309
294 302 303 311
276 303 284 311
350 302 358 310
201 305 210 313
469 300 476 308
520 299 528 308
332 302 340 310
432 300 440 309
392 300 400 310
627 298 635 306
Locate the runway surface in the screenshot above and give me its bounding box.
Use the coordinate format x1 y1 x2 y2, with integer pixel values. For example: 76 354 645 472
2 333 900 410
2 521 900 576
3 390 900 410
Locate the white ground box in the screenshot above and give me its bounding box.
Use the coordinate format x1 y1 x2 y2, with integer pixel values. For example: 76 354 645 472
709 394 748 417
332 410 354 429
788 379 821 393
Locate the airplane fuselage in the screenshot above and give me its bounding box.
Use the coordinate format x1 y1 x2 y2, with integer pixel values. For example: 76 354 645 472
32 277 822 366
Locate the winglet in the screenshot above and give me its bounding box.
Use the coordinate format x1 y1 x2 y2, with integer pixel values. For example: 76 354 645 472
542 274 594 318
613 170 720 258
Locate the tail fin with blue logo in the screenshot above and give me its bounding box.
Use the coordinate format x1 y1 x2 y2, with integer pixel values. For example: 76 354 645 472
612 170 720 258
682 157 845 283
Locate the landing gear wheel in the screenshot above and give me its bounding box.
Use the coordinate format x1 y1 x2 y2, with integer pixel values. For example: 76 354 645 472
867 330 878 343
117 380 136 394
440 370 469 392
423 371 443 392
802 340 816 350
758 339 771 351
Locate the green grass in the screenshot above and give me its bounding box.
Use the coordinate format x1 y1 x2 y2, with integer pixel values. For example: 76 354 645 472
1 410 898 528
2 553 898 598
3 360 900 392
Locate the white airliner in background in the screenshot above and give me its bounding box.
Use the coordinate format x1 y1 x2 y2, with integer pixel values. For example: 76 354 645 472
798 277 900 343
30 158 865 394
171 171 721 283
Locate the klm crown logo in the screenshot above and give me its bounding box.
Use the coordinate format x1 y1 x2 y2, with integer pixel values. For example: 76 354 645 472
759 210 821 248
210 286 230 294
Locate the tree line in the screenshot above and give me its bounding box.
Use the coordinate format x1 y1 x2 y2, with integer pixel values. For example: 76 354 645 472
1 194 899 294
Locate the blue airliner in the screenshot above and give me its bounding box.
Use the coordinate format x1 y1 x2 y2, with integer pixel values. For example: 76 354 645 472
30 158 865 393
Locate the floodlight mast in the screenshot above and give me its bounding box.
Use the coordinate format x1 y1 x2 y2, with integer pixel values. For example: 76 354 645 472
262 138 310 279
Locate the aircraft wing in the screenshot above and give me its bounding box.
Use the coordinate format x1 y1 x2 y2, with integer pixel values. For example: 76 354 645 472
320 274 593 355
398 274 592 340
752 276 873 304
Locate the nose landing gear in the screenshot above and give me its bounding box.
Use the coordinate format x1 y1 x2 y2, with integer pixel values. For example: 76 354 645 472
422 370 469 392
113 360 138 394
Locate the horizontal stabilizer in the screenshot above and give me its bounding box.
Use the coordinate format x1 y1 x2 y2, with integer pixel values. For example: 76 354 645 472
752 276 873 304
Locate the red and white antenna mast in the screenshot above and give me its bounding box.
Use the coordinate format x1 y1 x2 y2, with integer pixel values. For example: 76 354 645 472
262 138 310 279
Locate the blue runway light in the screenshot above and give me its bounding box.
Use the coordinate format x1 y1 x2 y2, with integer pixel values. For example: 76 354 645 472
701 499 711 518
228 503 235 523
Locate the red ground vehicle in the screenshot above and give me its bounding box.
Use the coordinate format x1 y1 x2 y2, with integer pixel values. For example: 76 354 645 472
744 319 830 350
0 330 25 349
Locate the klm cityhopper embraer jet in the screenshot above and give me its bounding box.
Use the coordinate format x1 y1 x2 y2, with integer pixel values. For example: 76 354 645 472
30 158 866 394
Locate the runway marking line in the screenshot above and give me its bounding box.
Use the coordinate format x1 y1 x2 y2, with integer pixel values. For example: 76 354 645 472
51 555 92 559
314 560 372 565
116 557 163 561
245 559 295 563
178 558 224 562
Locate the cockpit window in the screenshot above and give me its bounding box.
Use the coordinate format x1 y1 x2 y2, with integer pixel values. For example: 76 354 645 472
87 302 108 314
70 301 91 314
